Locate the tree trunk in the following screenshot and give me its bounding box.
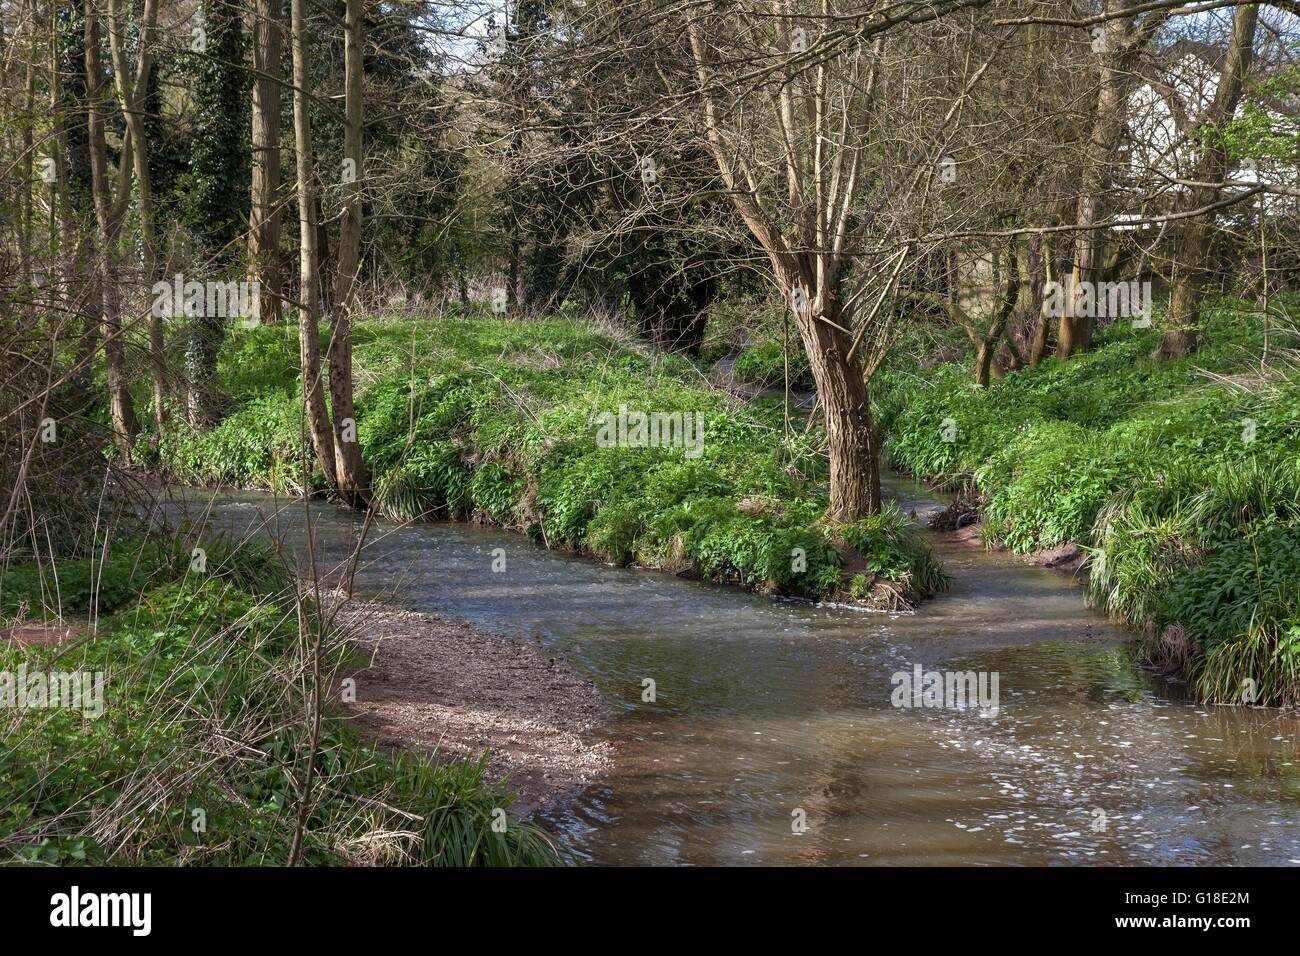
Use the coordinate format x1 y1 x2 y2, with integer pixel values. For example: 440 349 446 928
974 342 998 388
1026 233 1050 366
289 0 337 489
186 0 248 428
1058 7 1147 359
107 0 165 427
84 0 136 460
507 236 521 313
328 0 368 504
1159 263 1204 358
19 0 35 307
797 301 881 521
248 0 284 324
1154 4 1259 361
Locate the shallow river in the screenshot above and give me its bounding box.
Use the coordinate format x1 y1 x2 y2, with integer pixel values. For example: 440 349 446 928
165 476 1300 866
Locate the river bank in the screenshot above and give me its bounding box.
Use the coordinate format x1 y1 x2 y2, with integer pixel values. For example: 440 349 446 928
149 316 944 609
0 537 564 866
335 599 612 816
875 299 1300 706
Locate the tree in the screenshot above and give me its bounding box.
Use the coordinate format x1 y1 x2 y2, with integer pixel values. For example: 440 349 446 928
685 8 885 518
83 0 136 459
289 0 338 490
106 0 166 426
185 0 251 426
1153 4 1260 359
1057 2 1178 358
249 0 285 325
328 0 368 503
288 0 367 503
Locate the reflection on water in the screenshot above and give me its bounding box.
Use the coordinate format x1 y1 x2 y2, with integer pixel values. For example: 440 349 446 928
158 476 1300 866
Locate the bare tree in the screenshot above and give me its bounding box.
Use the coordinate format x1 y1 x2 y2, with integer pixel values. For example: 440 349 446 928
329 0 368 503
287 0 368 502
289 0 339 490
1154 3 1260 359
249 0 285 325
1057 2 1178 357
84 0 136 459
106 0 165 425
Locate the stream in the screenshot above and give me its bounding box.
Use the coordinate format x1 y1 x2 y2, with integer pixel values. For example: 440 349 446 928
164 475 1300 866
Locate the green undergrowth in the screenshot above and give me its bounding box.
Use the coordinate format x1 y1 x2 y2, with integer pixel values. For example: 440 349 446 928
876 297 1300 704
156 317 945 604
732 339 814 390
0 536 561 866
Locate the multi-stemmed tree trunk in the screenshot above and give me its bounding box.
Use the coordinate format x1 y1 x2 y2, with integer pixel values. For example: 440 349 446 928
687 11 885 520
952 243 1021 388
84 0 136 460
249 0 284 325
288 0 367 502
288 0 338 491
1154 3 1259 360
106 0 165 427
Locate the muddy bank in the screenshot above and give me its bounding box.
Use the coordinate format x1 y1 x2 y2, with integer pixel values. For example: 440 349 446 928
939 523 1089 577
334 600 613 817
927 499 1088 577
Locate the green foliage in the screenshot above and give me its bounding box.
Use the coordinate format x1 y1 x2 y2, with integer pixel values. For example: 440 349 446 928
164 316 943 602
876 298 1300 704
733 339 814 390
1217 61 1300 166
1 541 169 617
0 572 560 866
159 391 314 492
839 504 951 596
0 534 287 619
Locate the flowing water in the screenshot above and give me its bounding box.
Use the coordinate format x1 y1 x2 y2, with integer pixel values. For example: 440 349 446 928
164 476 1300 866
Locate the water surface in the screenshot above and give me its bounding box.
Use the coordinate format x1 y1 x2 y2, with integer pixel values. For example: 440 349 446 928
160 477 1300 866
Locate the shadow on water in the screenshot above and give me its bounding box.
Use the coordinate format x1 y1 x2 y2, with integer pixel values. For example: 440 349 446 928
160 473 1300 866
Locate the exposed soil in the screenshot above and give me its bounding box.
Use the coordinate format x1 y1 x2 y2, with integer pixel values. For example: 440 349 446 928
1021 541 1088 575
927 500 1088 578
333 600 613 817
2 622 78 647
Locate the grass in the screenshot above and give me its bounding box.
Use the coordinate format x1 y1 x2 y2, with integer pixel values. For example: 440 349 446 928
0 535 561 866
874 296 1300 705
152 315 946 606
